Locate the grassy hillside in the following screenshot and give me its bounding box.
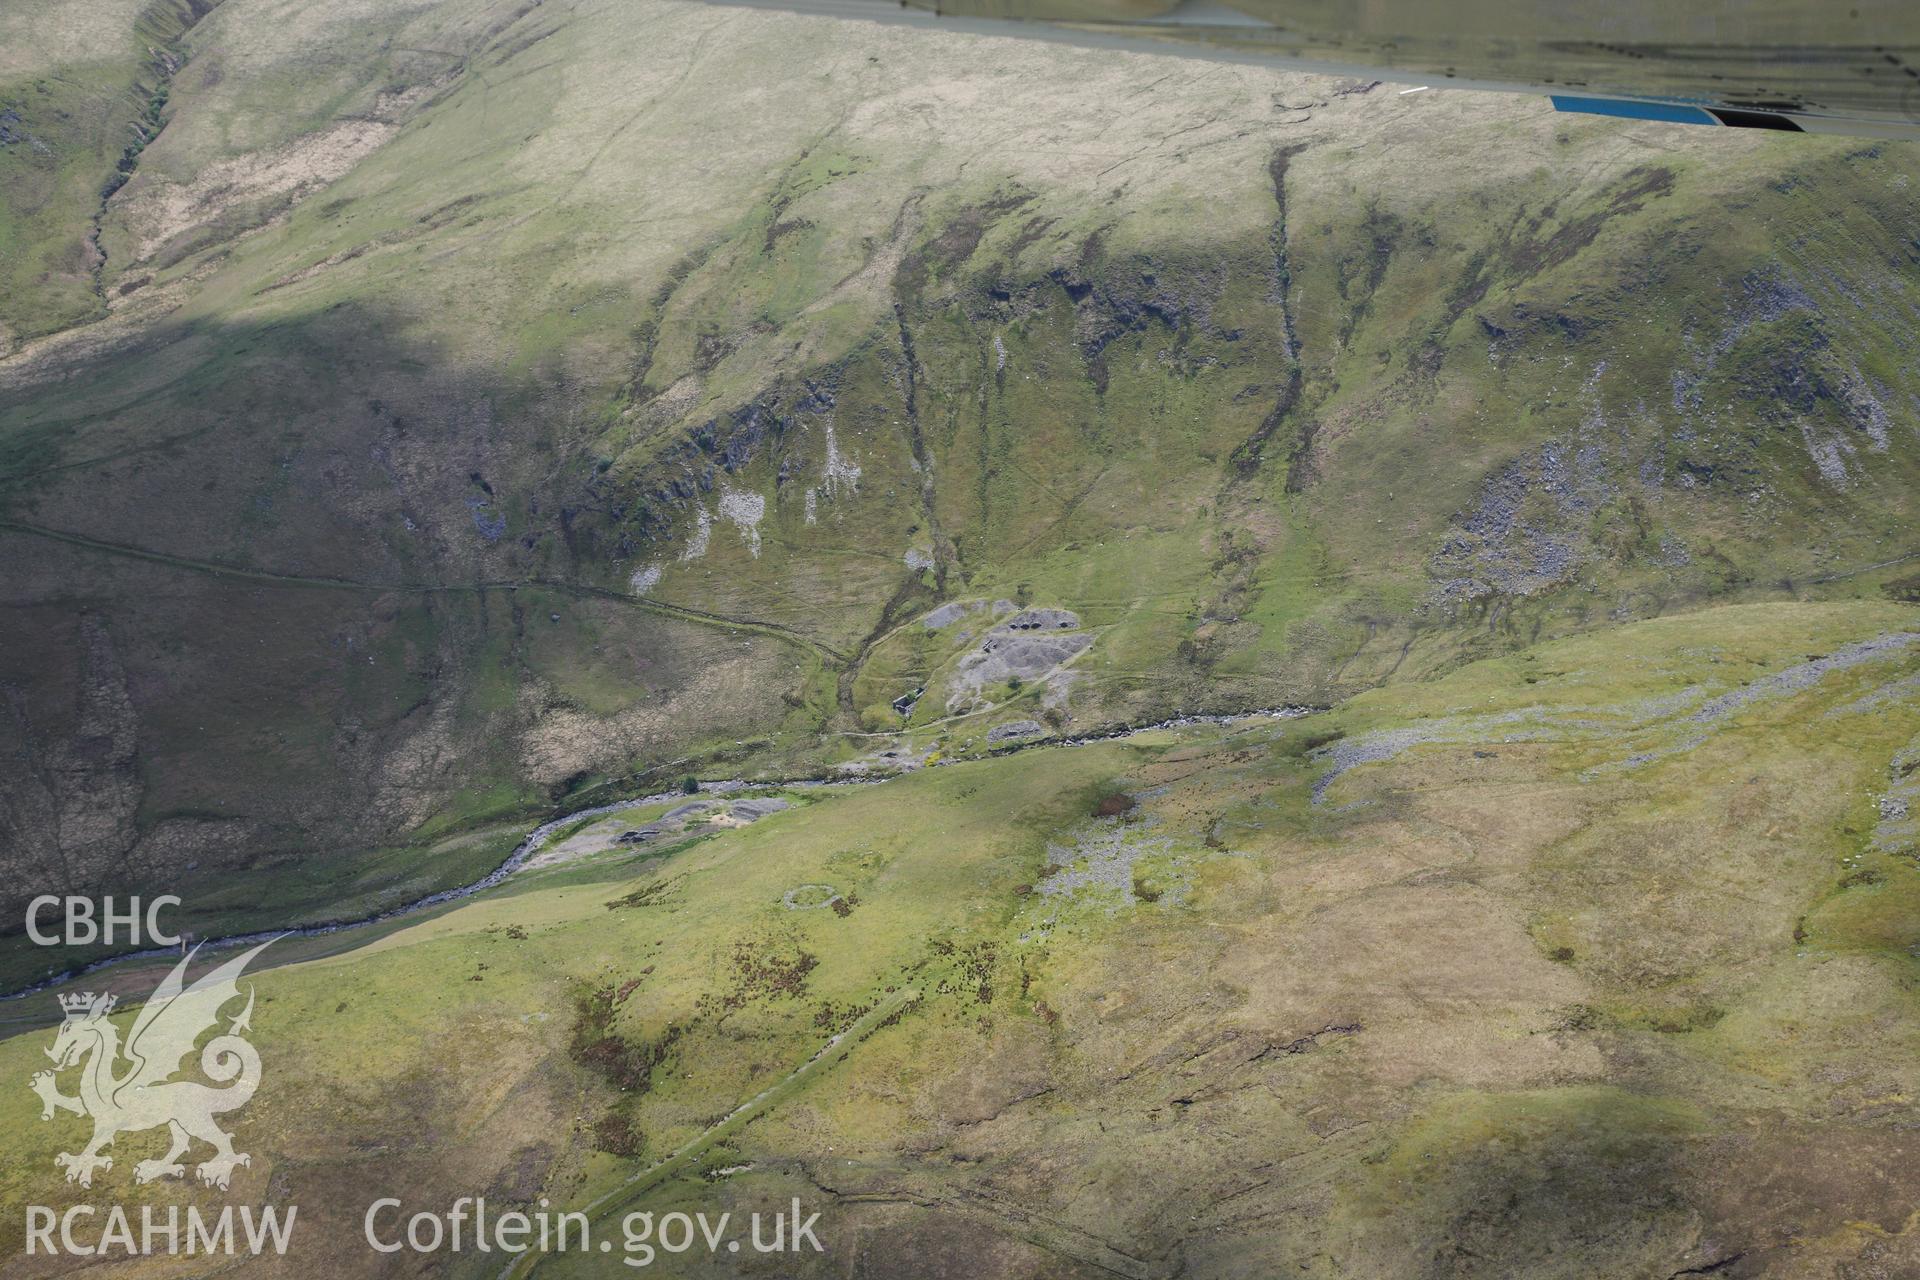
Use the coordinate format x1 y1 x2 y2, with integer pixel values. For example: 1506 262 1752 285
4 600 1916 1276
1 0 1916 952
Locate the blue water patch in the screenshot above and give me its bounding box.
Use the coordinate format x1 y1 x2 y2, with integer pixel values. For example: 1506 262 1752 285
1550 95 1718 126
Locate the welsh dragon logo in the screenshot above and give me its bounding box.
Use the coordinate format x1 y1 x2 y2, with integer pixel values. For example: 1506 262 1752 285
31 940 272 1190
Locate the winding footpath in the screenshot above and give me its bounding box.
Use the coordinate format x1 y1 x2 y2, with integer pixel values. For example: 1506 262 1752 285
498 987 925 1280
0 519 848 664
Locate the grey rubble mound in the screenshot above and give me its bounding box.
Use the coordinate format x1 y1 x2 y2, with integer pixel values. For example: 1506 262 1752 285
730 796 792 820
600 794 793 851
1002 608 1080 631
836 743 937 775
988 719 1046 742
946 608 1091 710
922 600 982 630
